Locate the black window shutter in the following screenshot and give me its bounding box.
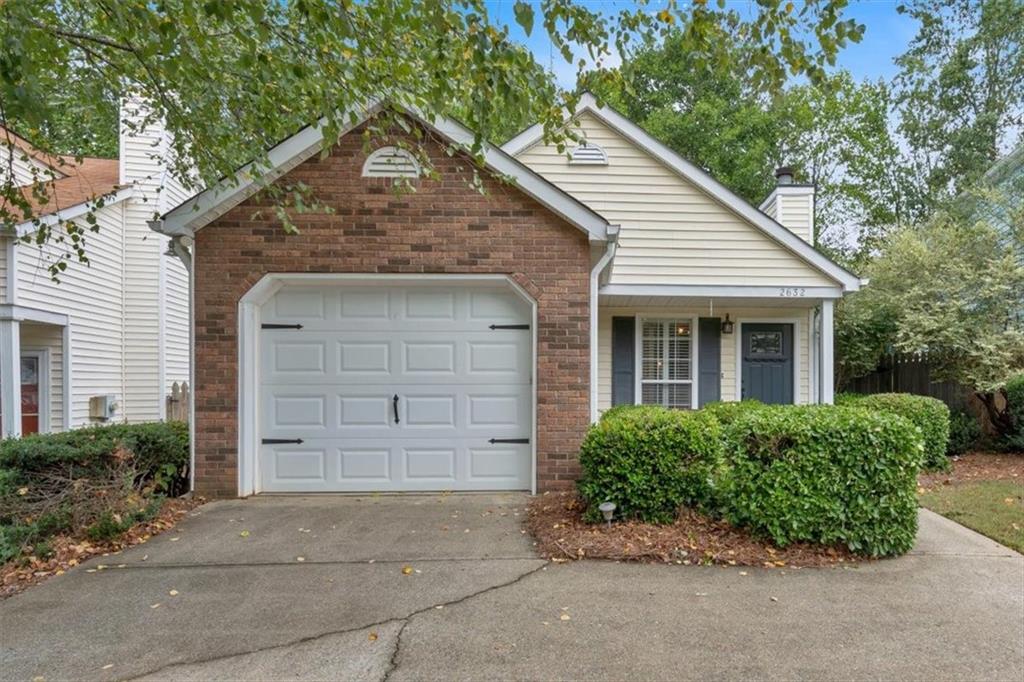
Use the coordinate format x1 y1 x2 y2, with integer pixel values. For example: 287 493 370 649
698 317 722 407
611 317 636 406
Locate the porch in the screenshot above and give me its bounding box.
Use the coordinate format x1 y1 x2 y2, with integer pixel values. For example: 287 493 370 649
595 285 836 413
0 305 69 437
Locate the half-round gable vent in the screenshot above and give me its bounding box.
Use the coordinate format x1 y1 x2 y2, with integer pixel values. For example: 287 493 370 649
569 143 608 166
362 146 422 178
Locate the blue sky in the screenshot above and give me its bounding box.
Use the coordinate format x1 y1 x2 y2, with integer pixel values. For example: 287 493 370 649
484 1 919 87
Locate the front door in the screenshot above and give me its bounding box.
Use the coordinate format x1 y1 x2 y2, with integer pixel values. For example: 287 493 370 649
741 323 794 404
0 355 43 435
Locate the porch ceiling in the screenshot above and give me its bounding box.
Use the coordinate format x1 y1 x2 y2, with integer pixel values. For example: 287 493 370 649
600 294 823 309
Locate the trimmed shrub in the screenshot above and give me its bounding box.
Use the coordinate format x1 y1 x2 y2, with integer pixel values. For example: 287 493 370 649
1004 374 1024 451
700 400 765 426
947 410 982 456
722 405 924 557
0 422 189 564
577 405 723 524
0 421 189 495
837 393 950 470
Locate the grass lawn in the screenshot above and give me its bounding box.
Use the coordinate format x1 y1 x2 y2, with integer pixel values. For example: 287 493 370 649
919 480 1024 553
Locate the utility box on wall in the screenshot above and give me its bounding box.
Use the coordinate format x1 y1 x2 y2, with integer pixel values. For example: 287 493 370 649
89 395 118 421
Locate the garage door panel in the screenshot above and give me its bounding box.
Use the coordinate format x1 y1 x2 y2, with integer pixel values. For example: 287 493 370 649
259 283 532 492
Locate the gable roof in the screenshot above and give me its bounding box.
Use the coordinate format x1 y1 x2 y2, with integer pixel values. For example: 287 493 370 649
2 126 125 227
151 104 610 242
503 93 862 292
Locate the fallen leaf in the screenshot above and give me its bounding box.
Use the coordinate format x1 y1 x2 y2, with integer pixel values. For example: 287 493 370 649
368 632 378 642
559 613 571 621
168 589 179 596
296 556 305 562
150 603 161 609
169 537 180 542
239 530 250 538
102 664 114 670
401 565 414 575
739 571 748 576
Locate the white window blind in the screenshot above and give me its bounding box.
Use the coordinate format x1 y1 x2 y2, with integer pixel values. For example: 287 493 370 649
640 319 693 408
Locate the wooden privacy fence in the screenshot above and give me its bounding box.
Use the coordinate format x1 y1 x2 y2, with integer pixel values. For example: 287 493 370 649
166 382 190 422
844 353 971 410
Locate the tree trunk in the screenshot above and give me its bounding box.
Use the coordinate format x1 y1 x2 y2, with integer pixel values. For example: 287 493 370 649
976 389 1013 436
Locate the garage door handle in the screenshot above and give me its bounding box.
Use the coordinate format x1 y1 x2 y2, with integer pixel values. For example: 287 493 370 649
489 324 529 330
488 438 529 444
393 394 400 424
262 438 305 445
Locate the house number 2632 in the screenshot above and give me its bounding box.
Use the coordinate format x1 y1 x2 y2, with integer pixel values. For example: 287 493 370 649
779 287 806 297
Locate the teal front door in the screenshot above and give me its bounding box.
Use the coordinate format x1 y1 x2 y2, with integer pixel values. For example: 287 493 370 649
741 323 794 404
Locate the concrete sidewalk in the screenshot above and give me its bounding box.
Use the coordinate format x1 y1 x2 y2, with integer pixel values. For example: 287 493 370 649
1 497 1021 681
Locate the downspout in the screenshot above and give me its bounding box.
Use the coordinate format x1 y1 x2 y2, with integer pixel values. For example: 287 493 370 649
590 225 620 423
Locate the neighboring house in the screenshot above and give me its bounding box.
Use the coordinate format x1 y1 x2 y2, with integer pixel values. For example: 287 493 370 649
149 94 862 498
0 104 189 438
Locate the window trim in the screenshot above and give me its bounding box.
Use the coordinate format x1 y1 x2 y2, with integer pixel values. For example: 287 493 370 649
633 317 698 409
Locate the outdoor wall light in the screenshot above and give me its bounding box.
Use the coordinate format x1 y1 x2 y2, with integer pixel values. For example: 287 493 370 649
598 501 617 528
721 314 734 334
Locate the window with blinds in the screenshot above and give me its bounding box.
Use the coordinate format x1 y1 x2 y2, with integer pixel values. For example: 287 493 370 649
640 319 693 409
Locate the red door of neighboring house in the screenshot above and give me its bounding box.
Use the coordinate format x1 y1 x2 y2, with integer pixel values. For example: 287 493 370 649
0 356 42 435
21 356 40 435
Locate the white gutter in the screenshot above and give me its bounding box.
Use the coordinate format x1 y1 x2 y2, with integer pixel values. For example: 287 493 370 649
590 224 620 422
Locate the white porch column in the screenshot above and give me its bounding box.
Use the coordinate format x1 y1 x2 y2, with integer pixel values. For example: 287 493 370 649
0 318 22 437
820 300 835 405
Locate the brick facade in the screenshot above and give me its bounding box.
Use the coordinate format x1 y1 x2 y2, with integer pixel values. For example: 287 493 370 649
192 124 592 497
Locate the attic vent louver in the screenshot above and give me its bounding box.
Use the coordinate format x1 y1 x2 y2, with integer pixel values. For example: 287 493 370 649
569 143 608 166
362 146 421 178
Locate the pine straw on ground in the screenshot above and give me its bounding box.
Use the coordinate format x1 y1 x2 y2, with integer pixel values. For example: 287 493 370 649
527 492 859 569
919 451 1024 492
1 496 203 599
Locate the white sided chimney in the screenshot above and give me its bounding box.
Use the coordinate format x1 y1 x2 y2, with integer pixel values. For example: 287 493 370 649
759 166 815 244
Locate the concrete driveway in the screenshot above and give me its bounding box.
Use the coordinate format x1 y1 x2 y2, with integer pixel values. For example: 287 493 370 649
1 495 1021 681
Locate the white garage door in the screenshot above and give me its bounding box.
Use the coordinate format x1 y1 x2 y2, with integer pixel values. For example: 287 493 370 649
258 283 533 492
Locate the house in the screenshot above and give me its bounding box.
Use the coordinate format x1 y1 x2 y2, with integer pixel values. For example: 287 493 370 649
0 102 190 437
149 94 862 498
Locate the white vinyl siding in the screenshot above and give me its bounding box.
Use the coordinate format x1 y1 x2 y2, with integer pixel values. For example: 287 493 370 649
516 113 835 287
20 323 63 431
598 305 813 411
1 144 61 187
0 239 8 303
16 203 127 425
163 256 190 393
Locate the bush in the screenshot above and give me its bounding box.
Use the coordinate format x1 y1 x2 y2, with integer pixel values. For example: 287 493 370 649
700 400 765 425
1003 374 1024 451
722 405 924 557
577 405 723 523
948 410 982 456
0 421 189 564
836 393 950 470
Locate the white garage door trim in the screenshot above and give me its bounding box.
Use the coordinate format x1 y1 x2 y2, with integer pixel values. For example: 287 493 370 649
237 273 538 496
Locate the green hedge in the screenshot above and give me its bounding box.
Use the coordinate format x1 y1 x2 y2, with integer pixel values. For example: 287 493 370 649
1004 374 1024 451
578 406 723 523
722 405 924 557
948 410 982 456
836 393 950 470
0 422 189 564
0 421 189 494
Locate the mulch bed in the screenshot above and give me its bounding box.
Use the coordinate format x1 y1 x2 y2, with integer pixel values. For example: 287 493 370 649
919 451 1024 492
527 492 859 569
1 496 203 599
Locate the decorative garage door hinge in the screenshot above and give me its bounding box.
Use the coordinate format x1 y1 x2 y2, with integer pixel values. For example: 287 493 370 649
262 438 305 444
262 323 304 329
488 438 530 444
489 324 529 330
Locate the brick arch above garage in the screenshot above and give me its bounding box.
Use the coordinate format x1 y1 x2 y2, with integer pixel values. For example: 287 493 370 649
191 124 592 497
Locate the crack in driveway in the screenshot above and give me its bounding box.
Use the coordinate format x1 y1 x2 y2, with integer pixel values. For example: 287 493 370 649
126 560 549 681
